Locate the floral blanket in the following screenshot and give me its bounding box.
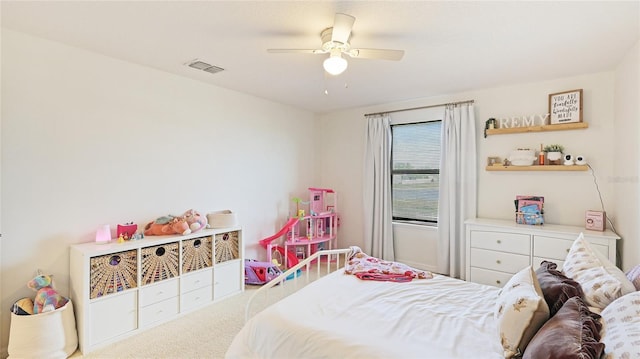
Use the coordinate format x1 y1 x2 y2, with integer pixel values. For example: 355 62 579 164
345 246 433 282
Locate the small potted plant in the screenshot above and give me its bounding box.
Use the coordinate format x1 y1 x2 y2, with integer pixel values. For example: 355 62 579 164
544 144 564 165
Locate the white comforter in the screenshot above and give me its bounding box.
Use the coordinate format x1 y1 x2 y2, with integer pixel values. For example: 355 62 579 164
227 270 504 359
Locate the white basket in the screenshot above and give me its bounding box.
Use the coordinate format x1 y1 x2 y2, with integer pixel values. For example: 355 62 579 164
207 210 238 228
8 300 78 358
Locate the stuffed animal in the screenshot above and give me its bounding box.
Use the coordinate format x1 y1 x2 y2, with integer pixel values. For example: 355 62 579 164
27 273 68 314
182 209 208 233
144 215 191 236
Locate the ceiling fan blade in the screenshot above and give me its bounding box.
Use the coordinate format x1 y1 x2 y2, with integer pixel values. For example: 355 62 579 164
267 49 326 54
347 48 405 61
331 13 355 44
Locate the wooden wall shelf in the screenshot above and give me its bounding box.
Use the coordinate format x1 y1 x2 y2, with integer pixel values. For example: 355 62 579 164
486 122 588 135
486 165 589 171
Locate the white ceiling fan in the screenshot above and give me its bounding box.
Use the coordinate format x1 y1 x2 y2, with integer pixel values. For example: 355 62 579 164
267 13 405 75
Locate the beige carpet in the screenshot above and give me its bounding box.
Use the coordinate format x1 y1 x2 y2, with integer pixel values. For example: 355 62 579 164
69 262 337 358
70 286 259 359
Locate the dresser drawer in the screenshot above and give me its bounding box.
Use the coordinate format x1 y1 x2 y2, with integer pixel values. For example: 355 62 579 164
181 285 213 312
470 231 530 255
533 235 609 262
139 296 179 327
533 236 573 261
469 267 513 288
181 269 212 293
470 248 530 273
139 279 179 307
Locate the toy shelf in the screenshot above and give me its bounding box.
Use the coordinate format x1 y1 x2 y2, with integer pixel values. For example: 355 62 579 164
486 165 588 171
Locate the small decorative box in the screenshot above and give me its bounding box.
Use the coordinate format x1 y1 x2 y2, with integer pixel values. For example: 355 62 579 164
585 210 605 231
117 223 138 239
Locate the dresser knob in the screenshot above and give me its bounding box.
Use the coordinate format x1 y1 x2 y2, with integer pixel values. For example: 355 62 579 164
566 248 570 253
496 280 501 285
497 240 501 244
496 260 501 264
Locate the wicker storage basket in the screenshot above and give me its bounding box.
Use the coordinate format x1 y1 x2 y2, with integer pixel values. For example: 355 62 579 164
141 242 180 285
207 210 238 229
214 231 239 264
182 236 213 273
8 300 78 359
89 249 138 299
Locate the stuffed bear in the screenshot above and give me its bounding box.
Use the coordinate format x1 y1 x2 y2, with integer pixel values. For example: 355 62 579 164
27 274 68 314
144 215 191 236
182 209 208 233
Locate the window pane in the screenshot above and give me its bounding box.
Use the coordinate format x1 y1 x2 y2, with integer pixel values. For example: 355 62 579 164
391 121 441 223
392 122 441 170
392 174 439 221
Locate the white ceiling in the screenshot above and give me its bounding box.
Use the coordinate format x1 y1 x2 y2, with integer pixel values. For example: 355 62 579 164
2 1 639 114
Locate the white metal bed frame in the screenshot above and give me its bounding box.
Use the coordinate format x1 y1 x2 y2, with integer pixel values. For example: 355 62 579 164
244 247 356 322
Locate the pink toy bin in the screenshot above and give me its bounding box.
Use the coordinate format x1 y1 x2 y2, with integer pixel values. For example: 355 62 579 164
8 300 78 358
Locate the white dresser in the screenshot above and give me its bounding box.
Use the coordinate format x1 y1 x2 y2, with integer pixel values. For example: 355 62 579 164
465 218 619 287
70 227 243 354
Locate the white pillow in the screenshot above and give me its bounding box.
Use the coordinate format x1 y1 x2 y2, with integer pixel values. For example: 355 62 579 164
562 233 636 310
495 266 550 358
600 291 640 359
626 264 640 291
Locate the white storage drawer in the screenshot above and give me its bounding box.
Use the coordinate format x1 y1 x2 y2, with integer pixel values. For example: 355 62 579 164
470 231 530 255
139 296 179 327
181 286 213 312
533 236 573 261
214 260 242 300
469 248 529 274
181 269 212 294
533 235 609 262
90 291 137 345
469 267 513 288
139 279 179 307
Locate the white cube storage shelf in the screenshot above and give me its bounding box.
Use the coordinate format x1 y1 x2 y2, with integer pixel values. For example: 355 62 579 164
465 218 619 287
70 227 243 354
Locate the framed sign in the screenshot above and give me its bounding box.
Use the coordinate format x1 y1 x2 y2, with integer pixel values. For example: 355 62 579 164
549 89 583 124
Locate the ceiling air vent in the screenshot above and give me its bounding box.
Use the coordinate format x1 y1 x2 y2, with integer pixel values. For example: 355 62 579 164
186 59 224 75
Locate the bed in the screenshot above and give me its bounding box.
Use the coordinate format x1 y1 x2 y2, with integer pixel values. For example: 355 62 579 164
227 235 640 359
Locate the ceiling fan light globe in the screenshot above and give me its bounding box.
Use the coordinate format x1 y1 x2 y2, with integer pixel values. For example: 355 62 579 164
323 56 348 75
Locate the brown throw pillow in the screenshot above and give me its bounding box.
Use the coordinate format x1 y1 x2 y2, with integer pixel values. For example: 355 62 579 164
535 261 584 317
523 296 604 359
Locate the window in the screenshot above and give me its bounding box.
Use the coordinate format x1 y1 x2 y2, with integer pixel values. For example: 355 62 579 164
391 120 441 224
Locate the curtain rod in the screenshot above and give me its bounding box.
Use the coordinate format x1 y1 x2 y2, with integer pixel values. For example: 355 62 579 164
364 99 474 117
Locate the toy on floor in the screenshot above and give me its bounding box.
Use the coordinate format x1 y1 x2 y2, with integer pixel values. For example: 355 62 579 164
11 297 34 315
182 209 208 232
244 259 283 285
144 215 191 236
27 272 68 314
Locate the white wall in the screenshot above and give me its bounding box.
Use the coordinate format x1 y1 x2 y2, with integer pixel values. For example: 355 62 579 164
319 71 637 271
0 29 317 355
613 40 640 271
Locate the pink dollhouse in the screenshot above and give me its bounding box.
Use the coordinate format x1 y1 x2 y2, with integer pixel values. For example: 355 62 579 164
285 187 338 266
259 188 339 269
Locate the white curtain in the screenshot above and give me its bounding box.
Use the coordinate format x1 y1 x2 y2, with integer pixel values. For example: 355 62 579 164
363 114 395 260
437 103 477 278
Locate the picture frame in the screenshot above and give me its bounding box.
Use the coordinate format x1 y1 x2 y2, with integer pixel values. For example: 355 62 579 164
549 89 583 125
